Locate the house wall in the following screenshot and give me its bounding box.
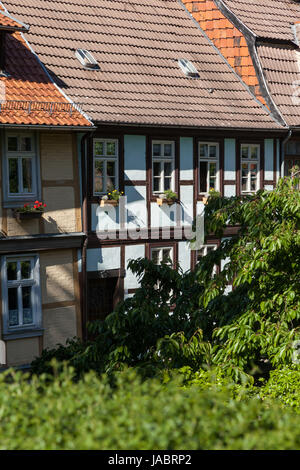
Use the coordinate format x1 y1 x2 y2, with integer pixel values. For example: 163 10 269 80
181 0 265 105
87 131 279 300
0 131 82 367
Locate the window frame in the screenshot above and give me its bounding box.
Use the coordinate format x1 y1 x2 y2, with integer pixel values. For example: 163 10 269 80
198 141 220 195
196 244 218 275
151 140 175 195
240 143 260 194
150 246 174 267
2 131 40 207
1 254 42 337
93 138 119 196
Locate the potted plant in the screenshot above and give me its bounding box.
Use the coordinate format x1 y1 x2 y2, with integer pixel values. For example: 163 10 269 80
156 190 178 206
202 188 220 204
99 189 124 207
13 201 46 221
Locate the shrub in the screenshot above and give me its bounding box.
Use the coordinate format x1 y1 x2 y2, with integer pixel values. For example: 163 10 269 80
0 365 299 450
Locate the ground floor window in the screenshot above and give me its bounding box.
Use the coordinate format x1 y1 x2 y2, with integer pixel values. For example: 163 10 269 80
196 244 218 275
151 247 173 266
1 255 41 334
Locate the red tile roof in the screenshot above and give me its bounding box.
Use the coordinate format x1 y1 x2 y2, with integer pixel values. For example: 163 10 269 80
2 0 282 129
0 8 28 31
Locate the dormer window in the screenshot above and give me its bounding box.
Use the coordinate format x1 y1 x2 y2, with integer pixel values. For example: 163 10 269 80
75 49 99 70
178 59 199 78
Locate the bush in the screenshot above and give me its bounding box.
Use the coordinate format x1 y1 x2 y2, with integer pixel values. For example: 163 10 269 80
0 365 299 450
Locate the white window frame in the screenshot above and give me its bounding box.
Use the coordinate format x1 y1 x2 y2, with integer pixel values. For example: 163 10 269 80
240 144 260 194
198 142 220 194
151 246 174 267
1 254 42 336
93 138 119 196
3 132 40 206
152 140 175 195
196 244 218 275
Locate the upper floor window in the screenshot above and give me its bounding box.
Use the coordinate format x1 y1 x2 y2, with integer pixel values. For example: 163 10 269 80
197 244 218 276
199 142 219 193
5 133 38 202
152 141 175 194
1 255 42 335
93 139 118 195
241 144 260 193
151 246 174 266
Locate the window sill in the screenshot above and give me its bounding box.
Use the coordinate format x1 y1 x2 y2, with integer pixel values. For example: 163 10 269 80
3 328 44 341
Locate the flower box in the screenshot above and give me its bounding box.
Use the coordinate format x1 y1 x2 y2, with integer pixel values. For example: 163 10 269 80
156 198 176 206
99 199 119 207
13 210 43 221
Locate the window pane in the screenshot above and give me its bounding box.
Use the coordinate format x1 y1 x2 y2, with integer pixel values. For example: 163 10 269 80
251 146 258 159
22 158 32 193
94 178 103 193
8 136 18 152
164 177 171 191
107 178 116 192
210 162 216 176
7 262 17 281
107 161 116 177
153 162 161 177
8 288 19 327
94 141 104 156
22 286 33 325
197 247 206 261
20 137 32 152
153 177 160 192
21 261 31 280
200 161 208 192
9 158 19 194
106 141 116 156
199 144 207 158
164 162 172 177
209 145 217 159
162 249 172 264
95 160 104 176
241 146 248 159
164 144 172 157
151 250 160 265
153 144 161 157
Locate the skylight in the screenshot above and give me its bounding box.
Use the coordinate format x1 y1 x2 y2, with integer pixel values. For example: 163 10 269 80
75 49 99 70
178 59 199 78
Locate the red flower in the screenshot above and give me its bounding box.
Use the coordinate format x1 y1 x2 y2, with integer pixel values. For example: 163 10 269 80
43 204 47 208
34 205 37 209
24 204 28 208
34 200 39 204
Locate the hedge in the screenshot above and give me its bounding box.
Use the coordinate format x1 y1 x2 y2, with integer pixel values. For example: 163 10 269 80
0 365 299 450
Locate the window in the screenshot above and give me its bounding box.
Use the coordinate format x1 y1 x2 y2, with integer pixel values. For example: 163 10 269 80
4 133 38 203
196 244 218 275
1 255 42 335
93 139 118 195
285 141 300 187
199 142 219 193
241 144 260 193
178 59 199 78
152 141 175 194
75 49 99 70
151 247 173 267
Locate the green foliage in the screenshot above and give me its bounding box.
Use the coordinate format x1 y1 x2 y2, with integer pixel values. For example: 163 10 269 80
32 178 300 383
1 364 300 450
259 366 300 412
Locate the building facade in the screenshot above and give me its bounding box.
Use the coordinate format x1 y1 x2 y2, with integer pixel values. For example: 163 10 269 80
1 0 299 364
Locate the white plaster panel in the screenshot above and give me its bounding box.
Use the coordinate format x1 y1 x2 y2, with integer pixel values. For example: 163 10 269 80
178 241 191 273
93 204 120 232
264 185 274 191
87 247 121 272
276 139 280 181
224 185 236 197
124 135 146 181
224 139 236 180
125 244 145 290
180 185 194 227
180 137 194 180
224 285 233 295
151 202 177 228
125 186 147 229
264 139 274 181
